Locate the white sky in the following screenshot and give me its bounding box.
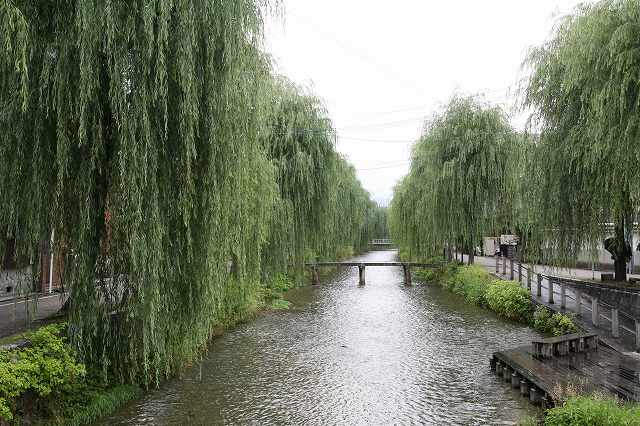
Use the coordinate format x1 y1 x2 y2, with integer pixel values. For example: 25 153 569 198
265 1 587 206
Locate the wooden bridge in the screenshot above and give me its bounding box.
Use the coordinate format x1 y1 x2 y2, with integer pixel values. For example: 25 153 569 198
305 262 441 286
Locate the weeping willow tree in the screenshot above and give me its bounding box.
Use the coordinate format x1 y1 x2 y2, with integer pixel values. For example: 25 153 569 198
0 0 381 385
260 78 334 277
260 78 384 276
523 0 640 280
389 96 518 263
318 154 382 257
0 0 282 384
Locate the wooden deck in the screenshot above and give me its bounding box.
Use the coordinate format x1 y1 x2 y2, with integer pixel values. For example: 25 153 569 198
493 344 640 402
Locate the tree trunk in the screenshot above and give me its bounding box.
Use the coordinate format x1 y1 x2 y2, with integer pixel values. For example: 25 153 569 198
614 256 626 282
614 219 628 282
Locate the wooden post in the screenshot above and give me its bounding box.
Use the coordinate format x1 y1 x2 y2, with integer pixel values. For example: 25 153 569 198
537 274 542 297
548 278 554 304
518 262 522 283
495 256 499 274
312 266 320 286
527 265 532 290
511 372 520 389
612 308 619 338
592 297 599 326
560 283 566 309
510 259 514 280
502 256 507 275
404 264 412 286
358 265 365 286
575 290 582 315
635 320 640 352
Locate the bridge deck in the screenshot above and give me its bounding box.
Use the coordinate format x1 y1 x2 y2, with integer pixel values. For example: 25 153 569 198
494 344 640 402
305 262 440 267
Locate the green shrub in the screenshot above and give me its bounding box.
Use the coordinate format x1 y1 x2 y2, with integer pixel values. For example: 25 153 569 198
0 323 86 422
260 273 295 310
533 306 578 336
444 265 494 305
545 396 640 425
485 280 534 322
413 268 436 282
64 384 141 426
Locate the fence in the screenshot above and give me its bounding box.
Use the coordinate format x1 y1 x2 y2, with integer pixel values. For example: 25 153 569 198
494 256 640 352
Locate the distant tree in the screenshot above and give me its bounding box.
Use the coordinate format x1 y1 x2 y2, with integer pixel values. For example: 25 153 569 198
390 96 518 264
523 0 640 280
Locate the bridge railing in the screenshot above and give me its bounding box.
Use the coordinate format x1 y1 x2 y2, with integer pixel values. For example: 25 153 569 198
370 239 393 245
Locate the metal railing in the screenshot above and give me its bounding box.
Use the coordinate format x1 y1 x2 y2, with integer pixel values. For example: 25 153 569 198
494 256 640 352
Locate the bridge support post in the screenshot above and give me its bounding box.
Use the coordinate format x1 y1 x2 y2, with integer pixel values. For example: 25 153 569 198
495 256 499 273
527 265 532 290
548 279 555 304
560 284 566 309
312 266 320 286
358 264 365 286
502 256 507 275
575 290 582 315
403 264 412 286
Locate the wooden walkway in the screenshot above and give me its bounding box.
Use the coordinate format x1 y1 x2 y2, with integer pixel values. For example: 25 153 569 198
493 344 640 403
305 262 441 286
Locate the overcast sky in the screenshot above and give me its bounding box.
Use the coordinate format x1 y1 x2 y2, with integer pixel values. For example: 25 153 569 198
265 1 586 206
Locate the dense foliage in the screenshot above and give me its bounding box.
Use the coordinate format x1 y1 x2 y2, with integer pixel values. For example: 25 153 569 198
0 0 382 387
0 324 85 422
544 396 640 425
523 0 640 279
389 96 519 263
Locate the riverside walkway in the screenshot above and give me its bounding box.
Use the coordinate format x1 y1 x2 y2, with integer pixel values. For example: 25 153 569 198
467 254 640 355
0 293 66 338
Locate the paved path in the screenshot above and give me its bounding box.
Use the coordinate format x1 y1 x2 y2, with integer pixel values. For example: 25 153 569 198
458 254 639 354
0 293 66 338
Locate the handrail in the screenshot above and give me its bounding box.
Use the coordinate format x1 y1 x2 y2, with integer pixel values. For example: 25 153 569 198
492 256 640 351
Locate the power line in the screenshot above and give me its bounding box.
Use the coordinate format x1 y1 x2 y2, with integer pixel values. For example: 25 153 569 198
339 115 429 130
340 136 417 144
356 162 410 171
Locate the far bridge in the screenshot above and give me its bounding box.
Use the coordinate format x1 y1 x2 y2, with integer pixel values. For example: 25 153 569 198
369 239 395 249
305 261 441 286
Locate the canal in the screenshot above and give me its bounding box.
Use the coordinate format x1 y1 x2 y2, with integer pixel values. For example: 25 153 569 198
101 250 541 425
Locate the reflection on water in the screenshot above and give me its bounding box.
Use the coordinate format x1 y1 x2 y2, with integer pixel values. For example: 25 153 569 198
100 250 540 425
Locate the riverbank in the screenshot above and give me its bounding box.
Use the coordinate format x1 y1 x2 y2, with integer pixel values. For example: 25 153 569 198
414 263 578 336
413 262 640 425
0 271 303 425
